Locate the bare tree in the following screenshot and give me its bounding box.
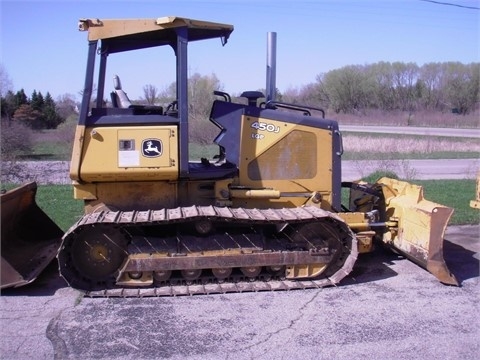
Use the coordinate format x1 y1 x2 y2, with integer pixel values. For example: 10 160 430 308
0 64 13 98
319 65 373 113
418 62 442 110
1 122 33 183
391 62 419 112
188 73 223 144
56 93 78 119
143 84 158 105
441 62 480 115
153 73 223 144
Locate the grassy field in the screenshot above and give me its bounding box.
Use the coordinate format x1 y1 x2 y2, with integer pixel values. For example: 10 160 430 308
418 179 478 225
333 109 480 128
5 178 476 233
342 133 479 160
25 141 72 160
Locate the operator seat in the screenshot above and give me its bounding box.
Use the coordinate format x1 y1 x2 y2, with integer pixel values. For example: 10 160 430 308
112 75 132 108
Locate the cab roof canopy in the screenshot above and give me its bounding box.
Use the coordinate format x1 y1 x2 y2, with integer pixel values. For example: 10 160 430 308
78 16 234 53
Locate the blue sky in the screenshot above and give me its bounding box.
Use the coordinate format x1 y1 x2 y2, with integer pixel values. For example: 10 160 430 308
1 0 479 101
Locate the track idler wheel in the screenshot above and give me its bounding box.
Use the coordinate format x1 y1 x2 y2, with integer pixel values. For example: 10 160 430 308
58 226 128 291
288 219 354 279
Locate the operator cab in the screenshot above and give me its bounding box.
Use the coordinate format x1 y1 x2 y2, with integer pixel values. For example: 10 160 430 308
74 17 235 183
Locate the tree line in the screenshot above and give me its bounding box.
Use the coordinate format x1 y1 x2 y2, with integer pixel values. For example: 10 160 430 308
137 62 478 144
2 61 478 133
282 61 479 115
1 89 67 129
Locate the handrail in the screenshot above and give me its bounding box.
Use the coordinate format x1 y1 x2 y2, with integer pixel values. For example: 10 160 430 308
265 100 325 118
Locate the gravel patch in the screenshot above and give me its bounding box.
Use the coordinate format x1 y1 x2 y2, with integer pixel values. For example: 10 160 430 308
2 161 70 185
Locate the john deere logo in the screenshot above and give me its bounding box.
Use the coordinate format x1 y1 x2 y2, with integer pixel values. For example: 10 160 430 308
142 139 162 158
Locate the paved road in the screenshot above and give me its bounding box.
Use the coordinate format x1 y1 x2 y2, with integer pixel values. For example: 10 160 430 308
1 225 478 360
340 125 480 138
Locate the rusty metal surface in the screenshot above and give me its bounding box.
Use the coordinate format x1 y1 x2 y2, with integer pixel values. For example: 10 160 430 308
1 182 63 289
123 251 334 272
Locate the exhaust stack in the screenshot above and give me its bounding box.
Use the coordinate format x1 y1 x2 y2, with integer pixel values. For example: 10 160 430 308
266 32 277 103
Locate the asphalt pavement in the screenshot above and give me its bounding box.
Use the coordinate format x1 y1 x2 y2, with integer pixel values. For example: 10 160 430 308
1 225 478 360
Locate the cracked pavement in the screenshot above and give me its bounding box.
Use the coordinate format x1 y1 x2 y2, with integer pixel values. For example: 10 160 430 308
1 225 479 359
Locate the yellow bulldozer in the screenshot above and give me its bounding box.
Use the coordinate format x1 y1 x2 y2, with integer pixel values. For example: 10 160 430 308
1 17 458 296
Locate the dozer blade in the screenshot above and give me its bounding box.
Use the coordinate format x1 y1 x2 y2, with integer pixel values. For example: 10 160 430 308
376 177 458 286
1 182 63 289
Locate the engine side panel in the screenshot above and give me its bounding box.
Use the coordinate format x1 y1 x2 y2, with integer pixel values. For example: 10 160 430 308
210 101 342 210
235 115 336 210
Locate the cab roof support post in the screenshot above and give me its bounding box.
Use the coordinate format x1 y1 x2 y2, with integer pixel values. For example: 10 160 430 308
176 26 189 178
79 40 98 126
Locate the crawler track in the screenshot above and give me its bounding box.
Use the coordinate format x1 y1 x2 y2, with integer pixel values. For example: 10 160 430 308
58 206 358 297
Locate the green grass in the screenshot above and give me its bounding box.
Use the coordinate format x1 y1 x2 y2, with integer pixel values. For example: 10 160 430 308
27 141 72 160
34 185 84 231
416 179 479 225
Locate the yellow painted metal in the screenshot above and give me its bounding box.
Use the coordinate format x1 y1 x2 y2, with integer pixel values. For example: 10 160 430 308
70 125 86 182
286 263 328 279
338 212 369 230
230 189 281 199
72 182 97 200
76 181 177 213
356 231 375 253
470 172 480 209
78 17 233 41
338 212 374 253
236 115 334 209
78 125 178 182
377 177 458 285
